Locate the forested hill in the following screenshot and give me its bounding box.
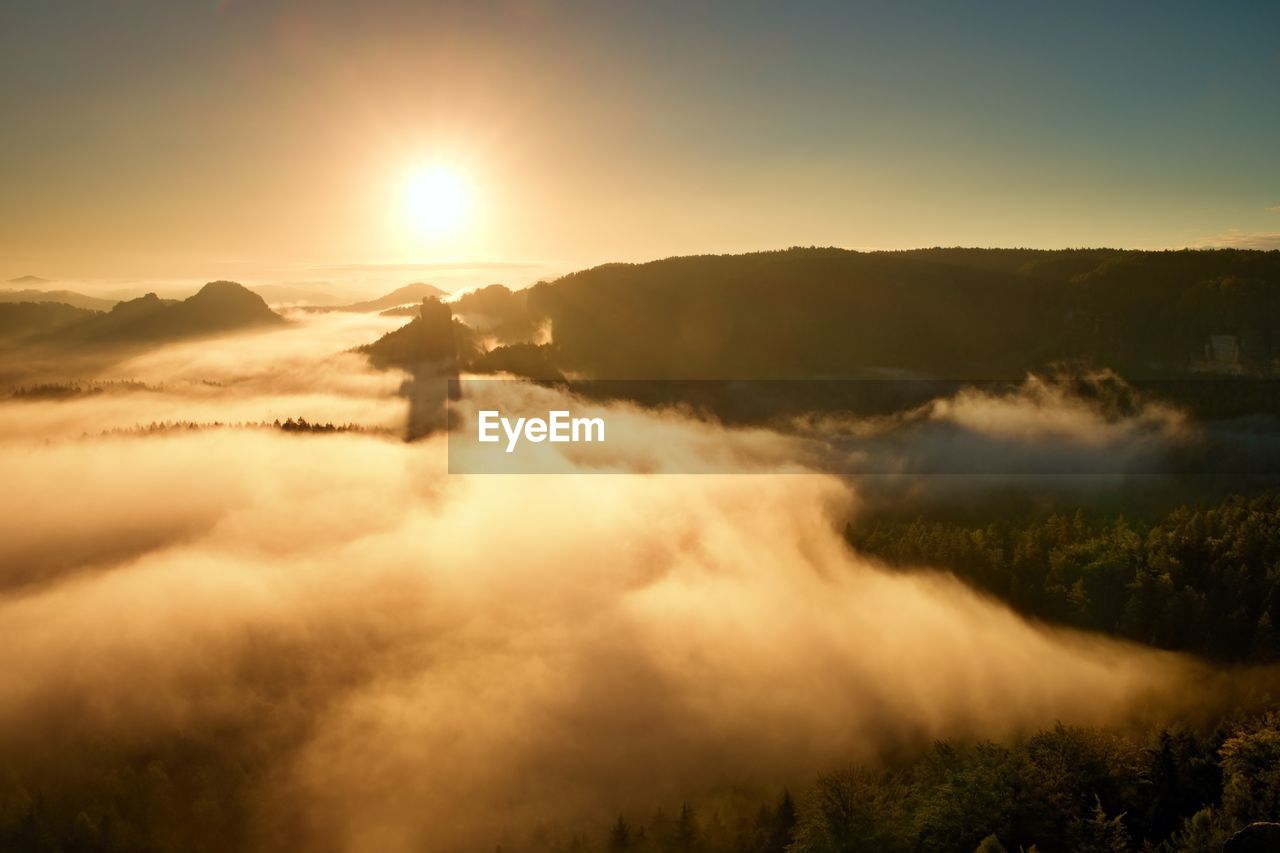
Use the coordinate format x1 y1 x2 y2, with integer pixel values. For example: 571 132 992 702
509 247 1280 379
849 491 1280 663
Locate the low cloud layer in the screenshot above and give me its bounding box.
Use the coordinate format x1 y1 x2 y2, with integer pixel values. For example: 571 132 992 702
0 318 1254 852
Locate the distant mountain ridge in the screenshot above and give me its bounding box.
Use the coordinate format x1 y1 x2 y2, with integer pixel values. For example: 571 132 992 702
337 282 447 313
83 281 284 343
0 288 117 311
0 281 284 348
516 247 1280 379
356 247 1280 382
0 303 101 343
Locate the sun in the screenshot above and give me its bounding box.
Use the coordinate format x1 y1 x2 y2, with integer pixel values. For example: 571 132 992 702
401 165 470 237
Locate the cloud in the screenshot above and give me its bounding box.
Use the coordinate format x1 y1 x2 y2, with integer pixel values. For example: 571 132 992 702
786 372 1196 478
0 327 1258 852
0 423 1208 851
1199 230 1280 250
0 312 410 441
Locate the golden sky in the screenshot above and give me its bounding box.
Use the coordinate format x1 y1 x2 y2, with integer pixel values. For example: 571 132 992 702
2 1 1278 285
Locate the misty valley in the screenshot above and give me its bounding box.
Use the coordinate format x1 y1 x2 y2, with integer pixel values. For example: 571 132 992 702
4 249 1280 852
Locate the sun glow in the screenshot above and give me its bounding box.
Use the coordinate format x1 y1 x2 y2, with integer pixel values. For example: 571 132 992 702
402 165 471 237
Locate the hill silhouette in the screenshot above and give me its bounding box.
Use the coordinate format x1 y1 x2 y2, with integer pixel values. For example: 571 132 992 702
355 248 1280 430
524 248 1048 379
358 298 468 439
0 288 116 311
450 284 538 344
0 302 101 344
336 282 447 313
433 247 1280 380
358 298 459 368
20 281 285 347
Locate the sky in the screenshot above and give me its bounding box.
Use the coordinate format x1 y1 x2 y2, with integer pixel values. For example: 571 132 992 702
1 0 1278 287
